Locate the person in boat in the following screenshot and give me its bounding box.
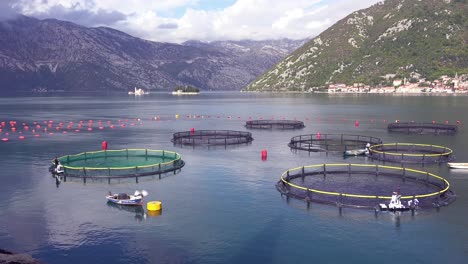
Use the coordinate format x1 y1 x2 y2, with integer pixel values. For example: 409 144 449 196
55 162 64 175
53 157 59 167
389 191 402 208
408 198 419 207
365 143 371 155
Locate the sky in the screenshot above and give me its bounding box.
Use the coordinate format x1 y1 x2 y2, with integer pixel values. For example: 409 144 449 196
0 0 382 43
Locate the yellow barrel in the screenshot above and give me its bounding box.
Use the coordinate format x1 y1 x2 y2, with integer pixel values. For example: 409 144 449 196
147 201 162 211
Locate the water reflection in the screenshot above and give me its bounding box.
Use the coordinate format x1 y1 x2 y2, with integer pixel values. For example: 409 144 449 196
106 202 147 222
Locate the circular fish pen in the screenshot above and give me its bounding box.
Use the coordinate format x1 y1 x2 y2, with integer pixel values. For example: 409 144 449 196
388 122 458 135
276 163 455 210
58 149 185 184
245 120 305 130
172 130 253 146
368 143 454 164
288 133 382 153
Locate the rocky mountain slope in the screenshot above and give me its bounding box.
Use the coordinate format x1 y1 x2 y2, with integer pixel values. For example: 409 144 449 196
0 16 304 93
245 0 468 91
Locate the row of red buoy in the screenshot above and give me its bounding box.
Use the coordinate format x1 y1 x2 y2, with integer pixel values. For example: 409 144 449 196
0 115 463 143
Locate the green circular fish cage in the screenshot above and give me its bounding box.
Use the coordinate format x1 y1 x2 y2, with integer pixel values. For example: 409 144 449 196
57 149 185 183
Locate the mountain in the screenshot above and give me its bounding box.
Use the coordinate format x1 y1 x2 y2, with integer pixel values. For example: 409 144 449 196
0 16 305 93
244 0 468 92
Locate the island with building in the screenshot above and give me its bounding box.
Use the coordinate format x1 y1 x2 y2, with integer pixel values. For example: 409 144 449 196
172 86 200 95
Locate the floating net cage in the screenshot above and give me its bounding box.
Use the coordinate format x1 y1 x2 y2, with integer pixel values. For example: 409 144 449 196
57 149 185 183
368 143 454 164
172 130 253 146
245 120 305 130
388 122 458 135
276 163 455 209
288 133 382 153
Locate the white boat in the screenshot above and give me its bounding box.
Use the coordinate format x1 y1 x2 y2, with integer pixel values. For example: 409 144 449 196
378 192 416 212
106 190 148 206
447 163 468 169
128 87 149 95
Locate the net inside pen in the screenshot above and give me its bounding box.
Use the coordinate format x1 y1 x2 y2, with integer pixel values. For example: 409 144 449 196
288 134 382 152
388 122 458 135
245 120 305 129
172 130 253 145
368 143 454 164
58 149 184 183
276 164 455 209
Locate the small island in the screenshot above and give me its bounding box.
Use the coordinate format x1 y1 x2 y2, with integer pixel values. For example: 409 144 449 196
172 86 200 95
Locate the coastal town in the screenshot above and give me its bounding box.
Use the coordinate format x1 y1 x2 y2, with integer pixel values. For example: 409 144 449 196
326 74 468 94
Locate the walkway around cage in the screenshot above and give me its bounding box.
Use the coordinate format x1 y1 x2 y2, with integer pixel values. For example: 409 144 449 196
172 130 253 146
245 120 305 130
57 149 185 184
388 122 458 135
368 143 454 164
276 163 455 210
288 133 382 152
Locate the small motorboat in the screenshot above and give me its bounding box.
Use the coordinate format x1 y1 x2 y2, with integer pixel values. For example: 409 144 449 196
379 203 410 212
344 148 368 156
447 163 468 169
378 192 415 212
106 190 148 206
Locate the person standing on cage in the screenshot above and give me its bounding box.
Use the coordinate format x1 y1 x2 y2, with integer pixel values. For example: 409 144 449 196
50 157 60 176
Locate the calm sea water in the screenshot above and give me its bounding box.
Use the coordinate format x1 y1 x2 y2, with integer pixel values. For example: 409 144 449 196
1 93 467 264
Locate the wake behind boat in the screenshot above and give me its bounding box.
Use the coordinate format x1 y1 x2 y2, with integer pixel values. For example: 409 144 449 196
344 148 368 156
106 190 148 206
344 143 371 156
447 163 468 169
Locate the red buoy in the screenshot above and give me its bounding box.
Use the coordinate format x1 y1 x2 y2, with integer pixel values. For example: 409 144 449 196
354 120 359 128
316 132 321 140
190 128 195 133
18 135 25 140
1 138 8 142
261 149 267 161
102 141 108 150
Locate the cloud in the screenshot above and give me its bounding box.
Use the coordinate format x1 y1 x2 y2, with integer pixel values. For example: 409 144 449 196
9 0 383 43
158 23 178 29
15 1 126 26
